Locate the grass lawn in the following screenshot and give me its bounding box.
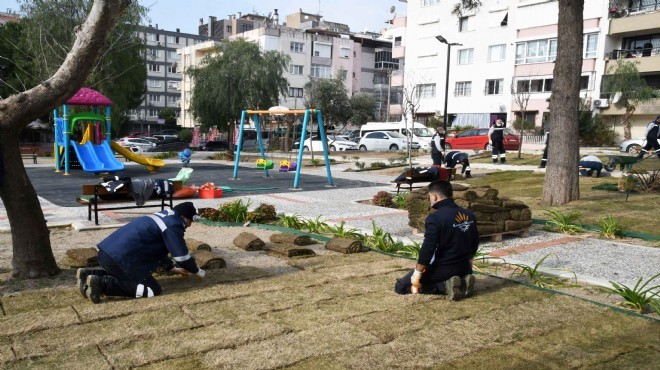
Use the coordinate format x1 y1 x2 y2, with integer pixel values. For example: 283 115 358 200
0 248 658 369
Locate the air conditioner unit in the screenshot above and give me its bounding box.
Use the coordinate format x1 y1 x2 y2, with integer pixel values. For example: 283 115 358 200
593 99 609 108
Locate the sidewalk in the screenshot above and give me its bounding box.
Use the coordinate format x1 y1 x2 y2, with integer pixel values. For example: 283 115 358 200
1 151 657 291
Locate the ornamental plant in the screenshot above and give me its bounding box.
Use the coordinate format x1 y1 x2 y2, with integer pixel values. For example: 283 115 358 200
372 191 394 208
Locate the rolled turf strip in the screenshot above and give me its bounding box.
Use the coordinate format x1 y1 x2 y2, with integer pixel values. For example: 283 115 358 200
185 238 212 252
267 243 316 258
64 248 99 267
233 232 266 251
269 232 315 246
192 250 226 269
325 237 363 254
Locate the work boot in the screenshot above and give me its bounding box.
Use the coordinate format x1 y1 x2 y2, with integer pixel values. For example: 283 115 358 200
500 158 506 164
86 275 103 304
462 274 475 298
76 268 107 298
492 159 498 164
444 276 463 301
465 172 472 178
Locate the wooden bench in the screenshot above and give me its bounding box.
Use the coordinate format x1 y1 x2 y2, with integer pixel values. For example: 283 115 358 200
20 146 39 164
392 168 456 194
78 180 182 225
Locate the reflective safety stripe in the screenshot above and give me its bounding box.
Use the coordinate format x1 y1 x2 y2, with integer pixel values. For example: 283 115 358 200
172 253 192 262
492 155 498 159
136 284 154 298
148 215 167 232
465 166 471 171
500 153 506 158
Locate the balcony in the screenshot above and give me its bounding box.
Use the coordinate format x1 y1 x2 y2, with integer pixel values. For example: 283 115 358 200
609 7 660 36
606 47 660 73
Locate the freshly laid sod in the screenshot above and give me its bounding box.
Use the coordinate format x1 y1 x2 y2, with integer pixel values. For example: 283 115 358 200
1 249 657 369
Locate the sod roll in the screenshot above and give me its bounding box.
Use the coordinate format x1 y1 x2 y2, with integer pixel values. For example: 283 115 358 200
510 208 532 221
505 220 533 231
233 232 265 251
453 190 477 201
65 248 99 267
491 211 511 223
473 187 499 200
325 238 363 254
269 232 315 246
451 183 469 191
472 210 493 222
192 250 226 269
471 197 497 206
185 238 212 252
267 243 316 258
501 200 529 209
469 203 502 213
477 223 498 235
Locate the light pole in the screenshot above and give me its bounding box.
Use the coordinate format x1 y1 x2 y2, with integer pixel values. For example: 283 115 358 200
386 69 392 122
435 35 462 133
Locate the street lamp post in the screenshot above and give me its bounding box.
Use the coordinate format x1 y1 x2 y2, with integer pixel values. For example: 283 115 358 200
435 35 462 133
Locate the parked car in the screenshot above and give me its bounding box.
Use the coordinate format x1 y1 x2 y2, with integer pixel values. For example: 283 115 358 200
618 138 646 153
345 130 362 143
358 131 408 151
153 134 179 142
201 140 229 151
115 137 155 150
141 136 159 144
159 129 179 135
300 135 359 152
445 128 521 151
146 138 187 152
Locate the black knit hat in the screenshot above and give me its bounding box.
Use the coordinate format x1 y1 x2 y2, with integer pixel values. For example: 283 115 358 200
173 202 197 221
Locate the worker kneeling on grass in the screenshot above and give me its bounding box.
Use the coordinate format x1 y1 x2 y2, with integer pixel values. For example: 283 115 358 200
394 180 479 300
579 155 603 178
77 202 205 304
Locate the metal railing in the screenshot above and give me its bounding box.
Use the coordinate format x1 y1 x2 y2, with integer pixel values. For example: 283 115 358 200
608 46 660 60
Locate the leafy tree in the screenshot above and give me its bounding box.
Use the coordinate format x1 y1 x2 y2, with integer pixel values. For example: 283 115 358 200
0 0 133 279
158 107 178 125
0 22 38 98
188 39 290 132
17 0 147 128
603 59 655 140
349 93 375 127
178 129 192 143
511 79 531 159
303 70 352 128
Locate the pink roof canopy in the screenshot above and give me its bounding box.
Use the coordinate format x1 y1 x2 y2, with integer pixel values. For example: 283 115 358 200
66 87 113 106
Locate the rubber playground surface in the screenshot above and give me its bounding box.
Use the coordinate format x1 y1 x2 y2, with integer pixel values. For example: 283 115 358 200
26 162 385 207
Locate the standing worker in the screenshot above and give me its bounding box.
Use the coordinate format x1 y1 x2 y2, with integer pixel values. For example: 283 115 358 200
394 180 479 300
540 131 549 168
638 115 660 159
77 202 205 304
444 150 472 178
431 126 445 165
488 119 507 164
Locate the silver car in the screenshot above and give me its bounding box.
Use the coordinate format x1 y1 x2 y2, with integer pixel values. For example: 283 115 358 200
358 131 408 151
619 138 646 153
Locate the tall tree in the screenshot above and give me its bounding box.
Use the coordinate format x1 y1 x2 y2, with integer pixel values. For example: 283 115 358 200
541 0 584 206
16 0 146 139
188 39 290 132
303 69 352 128
511 79 531 159
603 59 655 140
349 93 376 127
0 0 133 279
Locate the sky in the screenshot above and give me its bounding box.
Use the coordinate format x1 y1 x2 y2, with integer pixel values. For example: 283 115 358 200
1 0 406 35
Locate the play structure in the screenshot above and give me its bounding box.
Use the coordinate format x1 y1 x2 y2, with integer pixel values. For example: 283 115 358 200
231 109 333 189
53 88 165 175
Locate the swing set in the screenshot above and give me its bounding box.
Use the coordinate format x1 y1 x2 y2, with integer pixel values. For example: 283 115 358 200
231 109 334 189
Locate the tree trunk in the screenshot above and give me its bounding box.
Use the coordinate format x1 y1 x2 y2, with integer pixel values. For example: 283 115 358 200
622 106 635 140
541 0 583 206
0 0 130 279
0 131 60 278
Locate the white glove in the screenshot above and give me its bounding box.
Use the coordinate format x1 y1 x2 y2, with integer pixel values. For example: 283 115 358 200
195 268 206 279
410 270 423 294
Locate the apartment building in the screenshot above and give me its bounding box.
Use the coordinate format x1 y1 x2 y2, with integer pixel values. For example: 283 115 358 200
0 11 20 26
178 40 221 128
129 25 208 129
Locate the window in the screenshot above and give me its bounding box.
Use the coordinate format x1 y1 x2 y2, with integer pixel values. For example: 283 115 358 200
264 35 279 51
184 54 190 64
375 50 399 69
530 79 544 92
148 49 161 58
488 44 506 62
580 76 589 90
149 94 161 103
167 64 179 74
290 41 304 53
167 35 177 44
288 87 303 97
226 25 232 33
459 16 472 32
148 64 161 72
168 50 180 60
394 36 402 47
289 64 304 75
584 33 598 58
239 23 253 33
516 78 553 93
147 33 157 41
501 12 508 26
310 64 332 78
516 38 558 64
167 81 180 89
167 95 179 103
148 109 159 117
417 84 436 98
485 79 503 95
148 79 162 88
455 81 472 96
458 48 474 65
313 42 331 58
340 47 350 59
421 0 440 6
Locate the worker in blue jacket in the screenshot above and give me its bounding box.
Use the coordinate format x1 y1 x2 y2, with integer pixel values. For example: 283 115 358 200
394 180 479 300
77 202 205 304
443 151 472 178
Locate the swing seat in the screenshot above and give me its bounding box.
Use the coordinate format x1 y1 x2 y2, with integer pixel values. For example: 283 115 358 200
256 158 274 169
279 160 290 172
288 162 297 171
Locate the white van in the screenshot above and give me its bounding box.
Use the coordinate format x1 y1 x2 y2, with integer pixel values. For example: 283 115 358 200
359 122 433 150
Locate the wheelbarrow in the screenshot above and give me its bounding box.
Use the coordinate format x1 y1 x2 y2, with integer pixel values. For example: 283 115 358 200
604 154 643 171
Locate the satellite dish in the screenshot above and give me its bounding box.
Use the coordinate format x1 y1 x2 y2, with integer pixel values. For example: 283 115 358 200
390 5 396 14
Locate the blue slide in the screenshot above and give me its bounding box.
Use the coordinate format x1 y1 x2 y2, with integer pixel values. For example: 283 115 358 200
70 141 125 174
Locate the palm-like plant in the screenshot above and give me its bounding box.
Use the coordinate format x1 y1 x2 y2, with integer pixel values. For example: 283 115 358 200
605 273 659 314
509 254 577 288
543 209 583 235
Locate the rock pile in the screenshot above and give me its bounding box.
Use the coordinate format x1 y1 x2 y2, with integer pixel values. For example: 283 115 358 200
407 183 532 236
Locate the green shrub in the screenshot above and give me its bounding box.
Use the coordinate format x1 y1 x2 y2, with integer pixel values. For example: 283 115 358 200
372 191 394 207
543 209 583 235
152 151 178 159
605 273 660 314
276 214 304 229
509 254 577 288
247 203 277 223
579 111 615 147
355 161 365 170
597 214 625 239
393 192 408 209
220 199 251 222
326 221 361 239
310 158 321 167
370 161 387 169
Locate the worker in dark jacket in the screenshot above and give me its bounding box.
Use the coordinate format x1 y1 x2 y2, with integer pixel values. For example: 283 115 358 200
443 151 472 178
77 202 204 304
488 119 507 164
394 180 479 300
431 126 445 165
638 115 660 159
540 131 549 168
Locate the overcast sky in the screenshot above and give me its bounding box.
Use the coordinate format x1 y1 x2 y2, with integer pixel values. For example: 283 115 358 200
2 0 406 34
